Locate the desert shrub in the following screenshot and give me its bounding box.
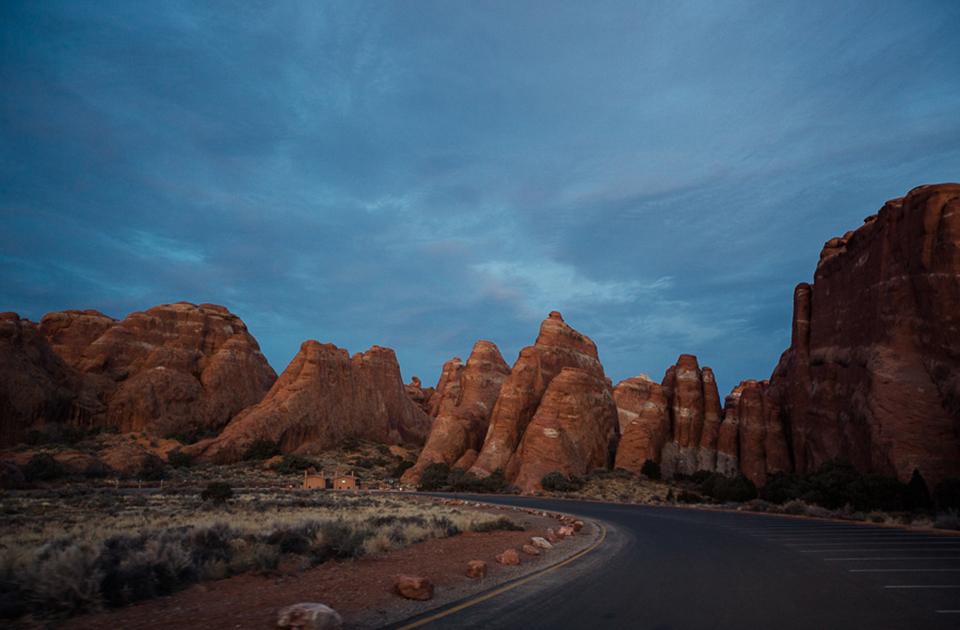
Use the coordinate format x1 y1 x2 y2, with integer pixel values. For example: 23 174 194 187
541 471 583 492
200 482 233 504
15 539 103 617
935 478 960 511
24 453 63 482
97 531 195 606
690 470 712 485
904 469 933 511
338 436 361 452
392 460 415 478
166 450 192 469
137 458 165 482
418 462 451 491
640 459 662 480
468 516 525 533
376 444 390 455
677 490 702 504
242 439 281 461
707 474 758 503
25 429 53 446
452 468 507 494
269 455 314 475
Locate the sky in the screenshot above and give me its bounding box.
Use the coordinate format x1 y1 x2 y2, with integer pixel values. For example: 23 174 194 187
2 1 959 397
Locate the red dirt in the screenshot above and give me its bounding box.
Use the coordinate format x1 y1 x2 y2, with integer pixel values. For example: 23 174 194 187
58 506 585 629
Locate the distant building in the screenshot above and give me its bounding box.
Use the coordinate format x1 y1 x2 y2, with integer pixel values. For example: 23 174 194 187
303 470 359 491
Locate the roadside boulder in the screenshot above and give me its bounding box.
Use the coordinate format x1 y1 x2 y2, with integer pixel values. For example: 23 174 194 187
394 574 434 600
495 549 520 565
277 602 343 629
466 560 487 579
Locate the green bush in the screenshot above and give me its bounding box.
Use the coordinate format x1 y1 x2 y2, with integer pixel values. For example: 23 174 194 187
392 460 415 478
269 455 314 475
200 482 233 504
904 469 933 511
24 453 63 482
541 471 583 492
166 450 192 469
338 436 361 452
452 468 507 494
707 474 758 503
376 444 390 455
418 462 450 491
138 458 166 482
640 459 662 480
935 478 960 511
242 439 281 461
677 490 702 504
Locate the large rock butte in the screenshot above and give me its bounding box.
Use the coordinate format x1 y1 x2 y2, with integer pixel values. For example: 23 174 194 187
188 341 432 464
37 302 277 436
613 355 723 477
401 341 510 484
467 312 607 480
511 367 619 493
0 312 80 446
769 183 960 485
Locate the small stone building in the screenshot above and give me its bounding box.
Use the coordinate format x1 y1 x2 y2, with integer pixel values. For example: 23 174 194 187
303 470 359 491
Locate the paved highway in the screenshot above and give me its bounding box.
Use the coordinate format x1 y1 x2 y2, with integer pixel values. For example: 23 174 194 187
388 496 960 630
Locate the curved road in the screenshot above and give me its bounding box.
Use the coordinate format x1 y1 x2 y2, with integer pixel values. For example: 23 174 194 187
386 495 960 630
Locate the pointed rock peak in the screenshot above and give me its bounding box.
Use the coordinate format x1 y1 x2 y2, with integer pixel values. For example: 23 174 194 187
675 354 701 370
534 312 598 357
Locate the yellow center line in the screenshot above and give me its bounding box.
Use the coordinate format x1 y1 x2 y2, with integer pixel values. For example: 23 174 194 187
395 522 608 630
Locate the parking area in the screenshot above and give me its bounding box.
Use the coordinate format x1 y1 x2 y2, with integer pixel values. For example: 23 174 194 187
723 515 960 616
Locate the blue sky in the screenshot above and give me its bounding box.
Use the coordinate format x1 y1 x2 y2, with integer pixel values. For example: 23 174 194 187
2 1 958 396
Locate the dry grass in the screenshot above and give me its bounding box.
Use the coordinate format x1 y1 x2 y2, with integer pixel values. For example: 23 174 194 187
0 488 520 624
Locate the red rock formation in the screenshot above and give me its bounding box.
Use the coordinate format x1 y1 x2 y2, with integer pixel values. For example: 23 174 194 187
725 379 791 487
39 309 118 367
404 376 435 415
0 313 81 446
428 357 465 418
37 302 277 436
623 355 723 477
511 367 619 493
612 374 670 472
189 340 432 464
401 341 510 484
770 183 960 485
352 346 432 445
468 312 606 479
716 386 743 476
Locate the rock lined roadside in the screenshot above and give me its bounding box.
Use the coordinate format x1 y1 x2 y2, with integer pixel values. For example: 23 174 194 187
58 496 600 630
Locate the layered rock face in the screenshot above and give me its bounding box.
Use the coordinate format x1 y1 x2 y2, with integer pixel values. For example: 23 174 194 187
352 346 433 445
401 341 510 484
37 302 277 436
717 379 791 486
0 313 80 446
770 183 960 484
190 341 433 464
612 374 670 472
614 355 723 476
467 312 607 480
511 367 619 493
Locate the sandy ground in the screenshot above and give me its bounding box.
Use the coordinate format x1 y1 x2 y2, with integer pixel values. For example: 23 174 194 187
54 498 598 630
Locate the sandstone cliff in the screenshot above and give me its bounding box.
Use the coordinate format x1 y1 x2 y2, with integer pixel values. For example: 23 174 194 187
189 341 432 464
770 183 960 485
37 302 278 436
467 312 607 480
0 313 81 446
511 367 619 493
401 341 511 484
613 355 723 477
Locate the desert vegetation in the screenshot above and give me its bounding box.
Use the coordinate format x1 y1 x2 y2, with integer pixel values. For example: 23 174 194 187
0 487 521 624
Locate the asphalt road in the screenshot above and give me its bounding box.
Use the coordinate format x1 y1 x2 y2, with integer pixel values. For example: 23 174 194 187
386 496 960 630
